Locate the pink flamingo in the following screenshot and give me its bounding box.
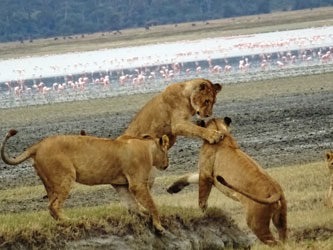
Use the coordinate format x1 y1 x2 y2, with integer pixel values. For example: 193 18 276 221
277 61 284 69
224 65 232 72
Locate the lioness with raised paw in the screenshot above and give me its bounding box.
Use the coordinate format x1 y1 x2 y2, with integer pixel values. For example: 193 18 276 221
124 78 224 146
167 117 287 245
325 151 333 208
116 78 224 206
1 130 169 232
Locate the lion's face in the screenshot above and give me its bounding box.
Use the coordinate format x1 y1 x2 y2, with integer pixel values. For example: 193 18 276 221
153 135 169 170
326 152 333 170
190 81 222 118
199 117 232 133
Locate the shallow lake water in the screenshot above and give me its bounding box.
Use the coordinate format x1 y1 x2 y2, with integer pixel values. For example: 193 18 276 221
0 26 332 108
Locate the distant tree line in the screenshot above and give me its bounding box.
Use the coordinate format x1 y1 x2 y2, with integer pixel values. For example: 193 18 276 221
0 0 332 42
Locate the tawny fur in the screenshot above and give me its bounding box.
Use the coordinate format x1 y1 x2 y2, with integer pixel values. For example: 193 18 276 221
1 131 169 232
116 78 225 212
124 78 224 147
167 118 287 245
325 152 333 208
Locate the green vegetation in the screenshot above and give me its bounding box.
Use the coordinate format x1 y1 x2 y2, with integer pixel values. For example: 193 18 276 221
1 6 333 60
1 0 333 43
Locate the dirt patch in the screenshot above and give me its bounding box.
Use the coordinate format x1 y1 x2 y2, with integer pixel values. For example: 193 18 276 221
0 73 332 248
293 227 333 242
1 73 332 189
0 208 254 250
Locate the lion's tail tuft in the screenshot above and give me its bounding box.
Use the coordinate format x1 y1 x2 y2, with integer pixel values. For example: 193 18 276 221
1 130 33 165
8 129 18 137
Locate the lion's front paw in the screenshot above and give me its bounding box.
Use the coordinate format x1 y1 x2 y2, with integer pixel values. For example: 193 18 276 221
154 223 165 233
206 130 224 144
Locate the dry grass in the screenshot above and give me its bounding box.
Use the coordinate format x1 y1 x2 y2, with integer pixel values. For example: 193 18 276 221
0 161 332 249
1 7 333 60
158 161 333 249
0 6 333 248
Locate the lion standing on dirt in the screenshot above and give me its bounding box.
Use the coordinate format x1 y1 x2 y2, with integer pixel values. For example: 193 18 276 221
1 130 170 232
167 117 287 245
325 151 333 208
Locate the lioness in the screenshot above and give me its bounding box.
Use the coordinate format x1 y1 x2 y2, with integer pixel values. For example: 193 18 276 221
167 117 287 245
116 78 224 208
1 130 169 232
124 78 223 146
325 151 333 208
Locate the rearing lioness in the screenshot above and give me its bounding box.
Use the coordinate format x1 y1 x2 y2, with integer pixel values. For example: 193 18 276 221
124 78 224 146
1 130 169 232
324 151 333 208
167 118 287 245
115 78 224 209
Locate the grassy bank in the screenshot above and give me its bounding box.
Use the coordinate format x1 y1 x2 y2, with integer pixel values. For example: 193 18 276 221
0 7 333 60
0 161 332 249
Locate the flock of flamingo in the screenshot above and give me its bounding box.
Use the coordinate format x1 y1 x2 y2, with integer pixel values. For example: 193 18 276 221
1 30 333 105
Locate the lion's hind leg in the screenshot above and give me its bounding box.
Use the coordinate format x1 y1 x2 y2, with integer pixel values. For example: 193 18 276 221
272 198 288 242
44 160 75 220
47 173 74 220
246 205 277 246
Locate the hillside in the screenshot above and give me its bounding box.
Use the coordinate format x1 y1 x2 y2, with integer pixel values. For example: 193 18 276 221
1 0 333 43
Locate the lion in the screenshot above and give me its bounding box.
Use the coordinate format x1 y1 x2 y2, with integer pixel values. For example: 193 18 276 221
124 78 224 146
324 151 333 208
1 130 170 232
115 78 224 208
167 117 287 245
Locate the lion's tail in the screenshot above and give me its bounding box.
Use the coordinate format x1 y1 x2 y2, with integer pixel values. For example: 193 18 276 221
1 130 34 165
216 175 281 205
167 173 199 194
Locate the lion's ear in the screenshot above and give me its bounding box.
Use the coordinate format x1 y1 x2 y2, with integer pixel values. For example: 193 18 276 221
213 83 222 93
160 135 169 147
224 117 232 127
326 152 332 160
199 83 206 91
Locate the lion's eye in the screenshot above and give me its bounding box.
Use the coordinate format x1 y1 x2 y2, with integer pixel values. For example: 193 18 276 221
205 100 210 105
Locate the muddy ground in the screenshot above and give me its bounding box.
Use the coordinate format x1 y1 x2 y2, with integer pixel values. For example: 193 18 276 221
0 72 333 210
0 72 332 249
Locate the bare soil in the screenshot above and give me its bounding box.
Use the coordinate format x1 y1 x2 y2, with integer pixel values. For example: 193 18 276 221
0 73 332 249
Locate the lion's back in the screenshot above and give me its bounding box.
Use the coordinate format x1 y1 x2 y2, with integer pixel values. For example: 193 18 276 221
124 82 188 137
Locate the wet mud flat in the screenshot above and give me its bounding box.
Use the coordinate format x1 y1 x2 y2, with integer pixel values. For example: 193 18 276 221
0 72 332 249
0 72 332 191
